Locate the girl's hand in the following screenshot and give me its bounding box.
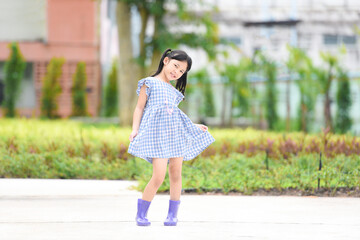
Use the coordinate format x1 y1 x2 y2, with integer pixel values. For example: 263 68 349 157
129 130 138 142
195 124 208 132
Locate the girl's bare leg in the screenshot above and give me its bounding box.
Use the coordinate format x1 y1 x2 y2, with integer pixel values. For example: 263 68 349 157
168 157 184 201
142 158 168 202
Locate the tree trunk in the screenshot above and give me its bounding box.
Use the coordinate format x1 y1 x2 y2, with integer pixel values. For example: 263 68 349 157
301 101 307 132
221 83 227 127
138 6 149 77
229 84 234 127
324 68 333 131
286 74 291 131
116 2 140 126
324 91 332 130
149 1 164 74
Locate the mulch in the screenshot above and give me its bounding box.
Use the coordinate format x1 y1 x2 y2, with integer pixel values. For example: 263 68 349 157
177 187 360 197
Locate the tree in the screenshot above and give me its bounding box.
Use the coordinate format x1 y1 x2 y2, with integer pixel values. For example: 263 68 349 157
3 42 26 117
190 68 215 118
71 62 88 117
264 60 278 130
316 51 338 131
235 57 253 118
104 59 118 117
41 57 65 118
218 57 253 127
255 51 278 130
286 46 319 132
116 0 219 126
219 62 237 127
334 66 352 133
116 1 138 126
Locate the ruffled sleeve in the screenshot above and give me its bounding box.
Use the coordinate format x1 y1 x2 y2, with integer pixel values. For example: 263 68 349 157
136 78 151 97
174 88 185 104
176 93 184 104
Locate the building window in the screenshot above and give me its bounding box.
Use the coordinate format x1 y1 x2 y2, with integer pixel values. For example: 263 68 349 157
220 36 242 46
323 34 339 45
323 34 357 46
342 35 357 45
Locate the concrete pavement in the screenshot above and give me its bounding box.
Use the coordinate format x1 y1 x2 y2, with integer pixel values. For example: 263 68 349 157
0 178 359 240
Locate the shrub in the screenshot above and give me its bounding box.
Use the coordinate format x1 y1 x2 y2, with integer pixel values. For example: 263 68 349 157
335 67 352 133
41 57 65 118
104 59 118 117
71 62 89 116
3 42 26 117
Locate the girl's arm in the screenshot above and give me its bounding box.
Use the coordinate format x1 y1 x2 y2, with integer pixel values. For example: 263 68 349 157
129 85 148 142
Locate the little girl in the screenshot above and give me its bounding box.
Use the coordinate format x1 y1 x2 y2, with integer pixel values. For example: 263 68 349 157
128 48 215 226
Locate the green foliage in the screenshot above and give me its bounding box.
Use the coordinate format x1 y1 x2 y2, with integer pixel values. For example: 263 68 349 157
264 62 278 130
0 151 145 180
3 42 26 117
218 57 254 122
318 51 338 94
218 62 237 126
119 0 219 64
335 67 352 133
175 11 219 60
136 154 360 194
255 52 278 130
235 57 253 116
1 119 359 195
104 59 118 117
41 57 65 118
317 51 340 130
189 68 215 117
286 46 319 132
71 62 89 117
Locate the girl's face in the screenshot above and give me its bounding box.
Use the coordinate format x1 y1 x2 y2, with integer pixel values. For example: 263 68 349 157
163 57 187 81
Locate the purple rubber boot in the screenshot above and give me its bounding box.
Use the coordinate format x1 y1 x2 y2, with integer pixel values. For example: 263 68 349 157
136 199 151 226
164 200 180 226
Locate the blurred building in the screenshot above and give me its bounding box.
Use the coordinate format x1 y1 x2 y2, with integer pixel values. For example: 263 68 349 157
0 0 100 118
184 0 360 130
209 0 360 70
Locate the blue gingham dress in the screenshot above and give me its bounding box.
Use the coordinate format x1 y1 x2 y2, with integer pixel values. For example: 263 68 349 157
128 77 215 164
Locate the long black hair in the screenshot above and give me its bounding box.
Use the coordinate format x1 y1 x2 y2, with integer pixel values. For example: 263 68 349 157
151 48 192 96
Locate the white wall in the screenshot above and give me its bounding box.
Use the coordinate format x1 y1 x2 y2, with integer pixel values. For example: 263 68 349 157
0 0 47 41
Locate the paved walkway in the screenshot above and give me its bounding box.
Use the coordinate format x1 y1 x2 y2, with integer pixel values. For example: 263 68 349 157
0 179 359 240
